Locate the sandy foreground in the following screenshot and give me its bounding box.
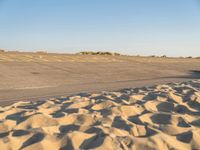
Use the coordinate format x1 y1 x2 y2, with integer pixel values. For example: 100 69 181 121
0 80 200 149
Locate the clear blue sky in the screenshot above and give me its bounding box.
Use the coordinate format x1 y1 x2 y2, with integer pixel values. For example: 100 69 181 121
0 0 200 56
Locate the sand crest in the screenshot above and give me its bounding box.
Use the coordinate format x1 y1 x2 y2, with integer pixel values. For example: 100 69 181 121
0 80 200 150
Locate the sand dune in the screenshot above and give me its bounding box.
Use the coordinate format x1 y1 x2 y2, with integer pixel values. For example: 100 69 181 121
0 52 124 62
0 80 200 149
0 52 200 106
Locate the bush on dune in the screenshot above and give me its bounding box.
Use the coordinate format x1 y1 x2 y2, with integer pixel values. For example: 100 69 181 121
0 49 5 53
161 55 167 58
78 51 121 56
36 51 48 54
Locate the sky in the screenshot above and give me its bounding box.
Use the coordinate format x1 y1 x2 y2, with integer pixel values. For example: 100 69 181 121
0 0 200 56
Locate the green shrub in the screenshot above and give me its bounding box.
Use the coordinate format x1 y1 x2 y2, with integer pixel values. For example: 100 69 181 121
161 55 167 58
78 51 121 56
36 51 47 54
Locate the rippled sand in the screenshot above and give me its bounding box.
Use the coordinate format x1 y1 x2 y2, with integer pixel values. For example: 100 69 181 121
0 80 200 150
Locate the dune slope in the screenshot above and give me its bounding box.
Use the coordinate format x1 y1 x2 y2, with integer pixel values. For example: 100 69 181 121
0 80 200 150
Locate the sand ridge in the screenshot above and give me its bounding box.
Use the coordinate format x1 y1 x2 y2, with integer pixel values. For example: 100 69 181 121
0 53 200 105
0 80 200 149
0 53 124 62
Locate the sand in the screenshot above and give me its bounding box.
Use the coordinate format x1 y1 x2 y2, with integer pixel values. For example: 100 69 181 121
0 52 200 106
0 80 200 149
